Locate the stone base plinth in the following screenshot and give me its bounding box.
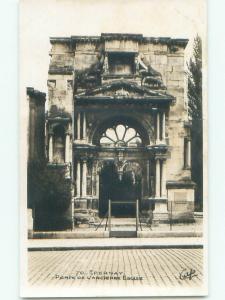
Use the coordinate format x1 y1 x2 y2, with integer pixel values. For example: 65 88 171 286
153 212 169 224
74 197 99 210
153 199 168 223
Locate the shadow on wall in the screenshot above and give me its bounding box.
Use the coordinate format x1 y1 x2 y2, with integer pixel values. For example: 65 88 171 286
34 209 72 231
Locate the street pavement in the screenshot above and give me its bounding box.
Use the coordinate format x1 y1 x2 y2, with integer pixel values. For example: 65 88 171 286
28 248 204 289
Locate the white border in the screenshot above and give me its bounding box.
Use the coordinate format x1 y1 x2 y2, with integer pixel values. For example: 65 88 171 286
1 0 225 299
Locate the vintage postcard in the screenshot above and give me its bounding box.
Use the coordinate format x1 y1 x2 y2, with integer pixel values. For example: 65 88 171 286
20 0 207 297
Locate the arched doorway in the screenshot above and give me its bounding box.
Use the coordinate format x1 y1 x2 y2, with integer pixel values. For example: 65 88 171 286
99 161 142 217
95 119 149 218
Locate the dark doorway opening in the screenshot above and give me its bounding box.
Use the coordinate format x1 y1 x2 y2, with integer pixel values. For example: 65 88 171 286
99 162 141 217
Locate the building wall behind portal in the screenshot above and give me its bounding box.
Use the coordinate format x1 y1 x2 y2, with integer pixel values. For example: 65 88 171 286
137 41 190 183
166 47 191 182
48 42 74 116
27 88 46 162
27 88 46 219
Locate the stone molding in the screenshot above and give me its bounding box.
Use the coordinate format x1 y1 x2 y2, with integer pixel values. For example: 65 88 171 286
50 34 188 48
166 180 196 189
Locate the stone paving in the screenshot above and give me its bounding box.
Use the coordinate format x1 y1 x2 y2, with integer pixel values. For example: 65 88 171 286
75 217 203 231
28 248 203 289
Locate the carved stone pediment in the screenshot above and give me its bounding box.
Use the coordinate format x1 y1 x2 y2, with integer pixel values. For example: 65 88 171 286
76 80 169 99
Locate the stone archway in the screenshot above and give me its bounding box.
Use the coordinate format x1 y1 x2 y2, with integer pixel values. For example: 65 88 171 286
99 161 142 218
91 115 151 146
92 116 150 218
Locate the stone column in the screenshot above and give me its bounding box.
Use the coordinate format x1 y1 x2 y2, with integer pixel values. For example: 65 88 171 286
103 53 109 73
76 161 81 197
65 133 70 163
156 112 160 144
83 112 86 141
162 112 166 143
154 158 168 221
82 160 87 197
146 160 150 196
77 112 80 140
187 139 191 168
96 171 100 199
92 162 96 197
155 158 161 198
71 197 75 230
161 160 167 198
48 134 53 162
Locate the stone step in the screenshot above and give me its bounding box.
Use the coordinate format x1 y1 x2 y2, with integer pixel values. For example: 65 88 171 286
94 218 147 228
109 230 137 238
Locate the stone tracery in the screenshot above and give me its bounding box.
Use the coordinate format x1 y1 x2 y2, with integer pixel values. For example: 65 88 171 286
100 124 143 148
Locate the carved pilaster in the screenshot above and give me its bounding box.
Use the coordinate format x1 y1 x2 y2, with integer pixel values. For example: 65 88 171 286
82 159 87 197
103 53 109 74
76 161 81 197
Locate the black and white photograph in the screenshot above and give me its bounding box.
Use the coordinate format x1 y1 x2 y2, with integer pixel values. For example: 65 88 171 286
20 0 207 297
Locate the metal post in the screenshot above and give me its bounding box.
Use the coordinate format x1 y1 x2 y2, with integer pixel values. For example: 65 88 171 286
108 199 111 233
71 198 74 231
104 215 108 231
136 199 139 232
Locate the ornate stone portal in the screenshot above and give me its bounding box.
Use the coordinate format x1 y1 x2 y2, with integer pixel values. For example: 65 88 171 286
46 33 196 224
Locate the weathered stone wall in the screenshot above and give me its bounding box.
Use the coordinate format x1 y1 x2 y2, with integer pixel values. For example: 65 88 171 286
27 88 46 162
48 42 74 115
139 42 168 84
47 75 73 115
166 48 190 182
74 42 99 70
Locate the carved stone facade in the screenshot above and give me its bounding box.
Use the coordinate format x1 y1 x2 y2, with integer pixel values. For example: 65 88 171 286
46 33 195 222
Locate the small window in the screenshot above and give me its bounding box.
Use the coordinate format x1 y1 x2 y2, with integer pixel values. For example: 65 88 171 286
108 53 135 75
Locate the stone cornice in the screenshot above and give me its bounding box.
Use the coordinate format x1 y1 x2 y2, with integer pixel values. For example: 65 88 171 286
50 37 71 44
50 34 189 48
75 96 174 106
101 33 143 41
